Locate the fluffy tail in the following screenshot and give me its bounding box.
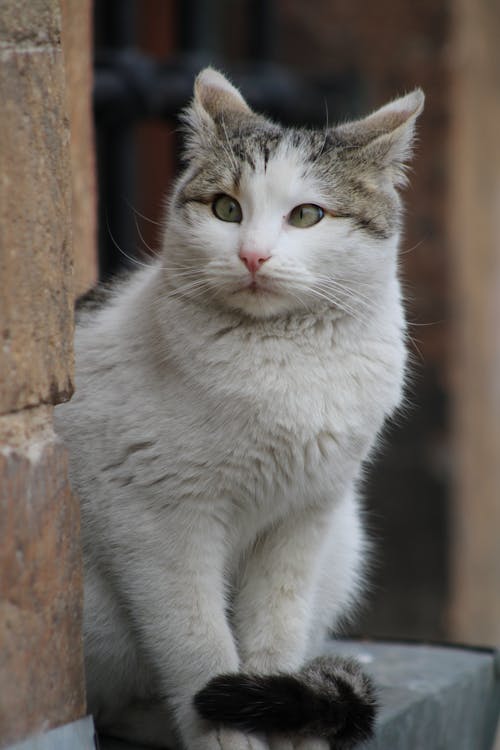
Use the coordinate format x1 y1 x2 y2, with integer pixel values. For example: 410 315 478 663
194 655 377 749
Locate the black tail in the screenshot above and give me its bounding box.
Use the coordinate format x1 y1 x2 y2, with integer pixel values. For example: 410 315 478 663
194 655 377 749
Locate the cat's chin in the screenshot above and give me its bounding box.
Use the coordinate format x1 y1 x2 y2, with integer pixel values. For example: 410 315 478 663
223 286 298 319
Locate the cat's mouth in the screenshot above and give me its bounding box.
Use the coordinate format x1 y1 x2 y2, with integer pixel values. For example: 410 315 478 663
234 276 279 296
223 274 300 316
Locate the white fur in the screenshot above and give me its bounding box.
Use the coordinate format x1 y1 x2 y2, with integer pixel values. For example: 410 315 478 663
55 78 413 750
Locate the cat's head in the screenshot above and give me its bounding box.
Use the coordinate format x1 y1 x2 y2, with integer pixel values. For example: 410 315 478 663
163 68 424 319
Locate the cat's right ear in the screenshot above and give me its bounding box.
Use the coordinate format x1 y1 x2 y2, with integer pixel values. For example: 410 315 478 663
181 68 251 159
194 68 251 120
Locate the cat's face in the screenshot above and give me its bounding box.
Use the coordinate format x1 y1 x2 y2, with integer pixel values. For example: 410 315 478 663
163 69 424 320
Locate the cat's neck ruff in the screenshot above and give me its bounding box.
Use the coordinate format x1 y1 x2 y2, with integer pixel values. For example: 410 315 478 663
154 260 400 339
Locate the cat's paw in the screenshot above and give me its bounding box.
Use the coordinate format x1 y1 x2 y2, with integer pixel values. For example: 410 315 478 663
297 655 377 749
191 727 268 750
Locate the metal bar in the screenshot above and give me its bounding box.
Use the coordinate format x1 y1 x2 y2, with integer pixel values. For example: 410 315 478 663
94 0 136 49
248 0 276 62
94 0 138 278
94 52 359 125
179 0 222 59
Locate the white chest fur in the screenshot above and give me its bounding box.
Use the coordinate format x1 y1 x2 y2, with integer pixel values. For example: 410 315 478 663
65 267 405 547
144 288 407 529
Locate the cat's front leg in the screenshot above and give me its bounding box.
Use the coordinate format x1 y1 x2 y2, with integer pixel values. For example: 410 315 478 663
182 496 368 750
102 504 266 750
233 504 336 674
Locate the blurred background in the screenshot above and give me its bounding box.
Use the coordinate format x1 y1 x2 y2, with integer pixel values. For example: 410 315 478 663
91 0 500 647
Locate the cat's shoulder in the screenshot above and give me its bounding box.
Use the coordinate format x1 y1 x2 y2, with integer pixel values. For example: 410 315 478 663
75 269 138 323
75 284 113 320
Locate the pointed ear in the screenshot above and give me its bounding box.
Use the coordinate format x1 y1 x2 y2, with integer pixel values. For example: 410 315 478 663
337 89 425 187
194 68 252 120
180 68 252 159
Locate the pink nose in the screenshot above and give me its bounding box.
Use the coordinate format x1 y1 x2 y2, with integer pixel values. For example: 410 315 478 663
239 249 271 274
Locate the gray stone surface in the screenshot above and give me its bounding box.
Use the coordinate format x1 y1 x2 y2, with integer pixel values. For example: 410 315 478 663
332 640 500 750
8 716 95 750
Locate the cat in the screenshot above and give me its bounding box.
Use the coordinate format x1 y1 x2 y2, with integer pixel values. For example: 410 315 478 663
55 68 423 750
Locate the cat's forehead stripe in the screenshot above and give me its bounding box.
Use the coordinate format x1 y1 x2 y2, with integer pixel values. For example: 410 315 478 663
179 124 284 201
228 126 282 172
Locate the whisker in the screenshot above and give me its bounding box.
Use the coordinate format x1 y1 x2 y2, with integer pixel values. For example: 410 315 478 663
133 212 160 257
105 216 154 270
313 271 375 296
400 237 426 256
312 281 371 318
160 263 204 275
313 271 376 290
166 277 212 294
407 319 443 328
406 333 425 363
220 114 239 174
105 216 207 279
165 279 213 302
314 100 330 162
311 279 376 323
124 197 163 226
158 266 201 275
312 275 388 316
293 290 316 315
307 286 362 322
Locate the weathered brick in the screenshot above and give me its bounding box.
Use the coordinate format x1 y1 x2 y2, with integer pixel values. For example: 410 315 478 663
0 0 62 47
61 0 98 297
0 407 85 748
0 42 74 414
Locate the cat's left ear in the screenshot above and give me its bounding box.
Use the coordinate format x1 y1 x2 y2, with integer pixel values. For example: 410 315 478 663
337 90 425 187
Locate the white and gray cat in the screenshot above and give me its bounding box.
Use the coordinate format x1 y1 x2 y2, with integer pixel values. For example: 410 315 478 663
55 68 424 750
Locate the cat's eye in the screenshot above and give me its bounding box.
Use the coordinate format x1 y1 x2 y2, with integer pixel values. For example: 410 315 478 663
212 194 242 223
289 204 324 228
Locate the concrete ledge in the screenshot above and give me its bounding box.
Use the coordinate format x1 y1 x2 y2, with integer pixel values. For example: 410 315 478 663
332 640 500 749
7 716 95 750
94 640 500 749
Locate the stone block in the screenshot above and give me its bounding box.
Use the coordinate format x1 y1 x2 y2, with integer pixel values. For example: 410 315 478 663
61 0 98 297
0 0 62 47
0 408 85 748
8 716 95 750
7 716 94 750
0 42 74 414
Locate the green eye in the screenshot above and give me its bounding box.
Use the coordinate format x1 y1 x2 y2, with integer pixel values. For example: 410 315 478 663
289 204 324 228
212 194 242 223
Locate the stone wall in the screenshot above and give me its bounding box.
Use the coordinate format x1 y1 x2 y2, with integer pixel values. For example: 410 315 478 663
0 1 95 745
448 0 500 647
